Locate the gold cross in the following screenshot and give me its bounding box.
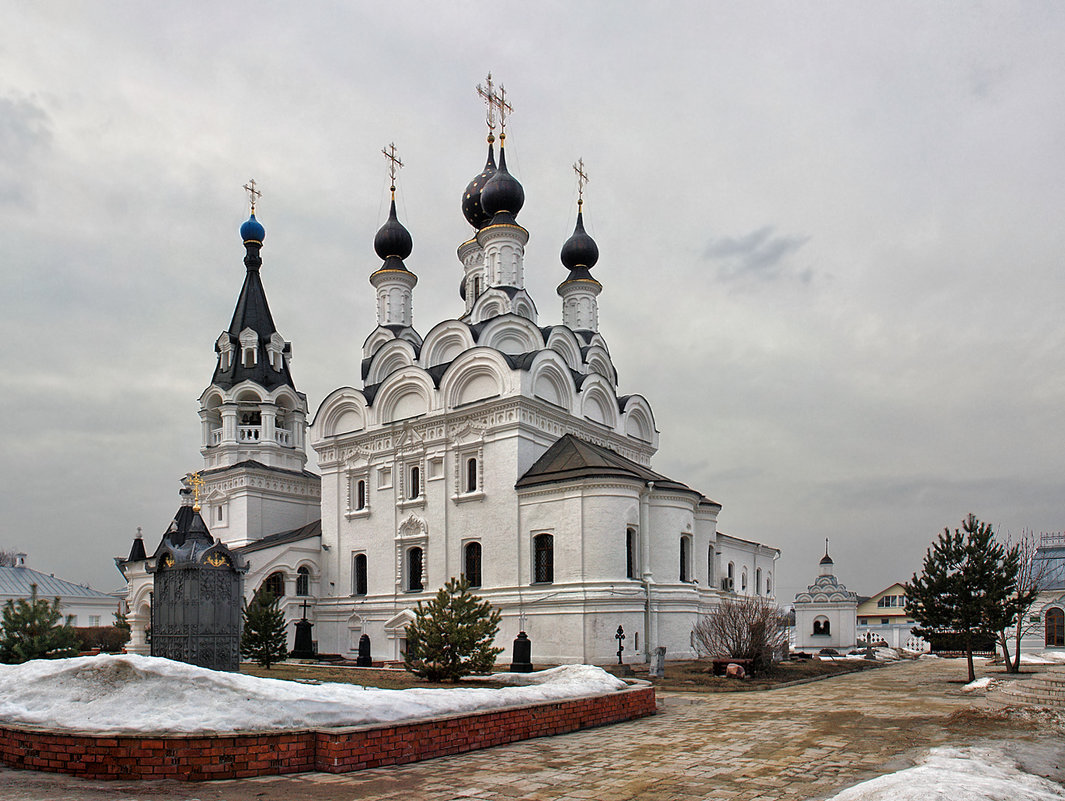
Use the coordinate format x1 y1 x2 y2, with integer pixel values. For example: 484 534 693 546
185 472 205 512
243 179 262 213
381 142 404 194
476 72 498 134
573 158 589 207
496 84 513 136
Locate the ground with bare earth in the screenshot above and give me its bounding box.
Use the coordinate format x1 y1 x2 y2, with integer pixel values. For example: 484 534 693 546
2 658 1063 801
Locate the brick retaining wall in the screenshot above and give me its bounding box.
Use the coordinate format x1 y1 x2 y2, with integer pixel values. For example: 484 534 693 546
0 684 655 781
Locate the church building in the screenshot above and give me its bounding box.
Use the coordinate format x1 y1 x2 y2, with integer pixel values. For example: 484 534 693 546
120 81 780 665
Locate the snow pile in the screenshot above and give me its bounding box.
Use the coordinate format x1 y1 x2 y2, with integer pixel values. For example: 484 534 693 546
960 676 995 693
1020 650 1065 665
0 655 628 734
822 745 1065 800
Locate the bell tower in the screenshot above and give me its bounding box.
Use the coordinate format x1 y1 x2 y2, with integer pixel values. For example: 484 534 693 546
195 182 320 546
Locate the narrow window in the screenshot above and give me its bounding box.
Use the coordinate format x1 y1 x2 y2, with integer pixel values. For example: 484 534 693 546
474 276 482 297
466 457 478 493
741 570 747 592
407 547 423 592
409 466 420 499
243 348 256 368
679 536 690 583
766 574 772 595
296 566 310 596
217 506 223 522
353 554 367 596
626 528 638 579
356 479 366 510
533 534 554 583
756 568 762 595
464 542 482 588
262 571 285 599
1046 607 1064 647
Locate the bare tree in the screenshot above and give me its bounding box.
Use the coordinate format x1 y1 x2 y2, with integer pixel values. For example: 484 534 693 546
692 595 789 674
998 529 1051 674
0 551 17 568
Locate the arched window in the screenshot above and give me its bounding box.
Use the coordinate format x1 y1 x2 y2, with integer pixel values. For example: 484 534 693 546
756 568 762 596
741 569 748 592
680 536 691 583
296 566 310 596
407 547 423 592
353 553 367 596
356 479 366 510
474 276 482 297
708 545 715 586
409 466 420 499
813 616 831 636
766 574 772 595
464 542 482 588
533 534 553 583
261 571 285 599
1046 607 1065 647
626 528 638 580
466 457 478 493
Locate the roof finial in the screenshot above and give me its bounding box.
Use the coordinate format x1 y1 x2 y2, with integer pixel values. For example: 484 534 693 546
243 179 262 215
476 72 498 142
381 142 404 199
185 471 205 513
825 537 830 557
573 157 589 210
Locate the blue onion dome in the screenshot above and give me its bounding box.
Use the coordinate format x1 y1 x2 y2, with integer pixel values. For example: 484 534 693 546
462 140 497 228
561 210 599 272
240 213 265 244
479 144 524 220
373 198 413 262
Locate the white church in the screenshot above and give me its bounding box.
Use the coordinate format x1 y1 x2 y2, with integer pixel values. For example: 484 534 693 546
119 84 780 665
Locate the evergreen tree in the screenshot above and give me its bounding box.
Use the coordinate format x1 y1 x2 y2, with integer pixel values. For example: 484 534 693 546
240 589 288 669
0 584 80 664
905 514 1020 682
404 576 503 682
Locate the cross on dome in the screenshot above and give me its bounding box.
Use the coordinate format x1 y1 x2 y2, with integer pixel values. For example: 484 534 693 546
242 179 262 214
185 471 205 513
573 157 589 208
477 73 513 140
381 142 404 196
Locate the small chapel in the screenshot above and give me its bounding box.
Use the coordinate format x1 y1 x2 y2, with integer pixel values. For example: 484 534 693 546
119 79 780 665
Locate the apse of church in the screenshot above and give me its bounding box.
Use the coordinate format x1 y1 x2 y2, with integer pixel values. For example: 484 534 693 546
121 76 779 666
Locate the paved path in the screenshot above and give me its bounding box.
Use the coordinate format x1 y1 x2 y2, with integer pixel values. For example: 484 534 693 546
2 659 1062 801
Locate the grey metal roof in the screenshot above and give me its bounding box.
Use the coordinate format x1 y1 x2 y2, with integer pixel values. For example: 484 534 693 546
0 566 114 600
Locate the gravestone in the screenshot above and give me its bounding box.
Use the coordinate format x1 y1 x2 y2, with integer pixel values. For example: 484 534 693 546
356 633 373 667
290 599 315 659
649 646 667 678
148 495 246 671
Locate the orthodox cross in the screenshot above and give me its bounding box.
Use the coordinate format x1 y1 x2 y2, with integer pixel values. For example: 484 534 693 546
381 142 403 195
477 73 513 138
243 179 262 214
573 158 589 208
300 598 310 621
496 84 513 137
615 625 626 665
185 472 205 512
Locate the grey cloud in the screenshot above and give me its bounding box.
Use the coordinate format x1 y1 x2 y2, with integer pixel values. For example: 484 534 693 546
0 93 52 206
703 226 811 282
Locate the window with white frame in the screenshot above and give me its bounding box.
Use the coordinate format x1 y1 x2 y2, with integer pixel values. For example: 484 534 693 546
346 471 369 515
406 546 424 592
680 535 692 583
464 541 482 588
626 528 638 579
533 533 553 584
352 553 367 596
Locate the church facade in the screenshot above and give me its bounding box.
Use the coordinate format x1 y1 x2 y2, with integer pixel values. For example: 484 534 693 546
121 92 779 665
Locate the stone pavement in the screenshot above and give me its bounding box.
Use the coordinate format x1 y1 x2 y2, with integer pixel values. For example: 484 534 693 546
2 658 1062 801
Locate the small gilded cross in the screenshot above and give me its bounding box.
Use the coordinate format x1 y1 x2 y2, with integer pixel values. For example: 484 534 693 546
243 179 262 213
477 72 498 133
496 84 513 135
573 158 589 207
185 472 205 512
381 142 403 194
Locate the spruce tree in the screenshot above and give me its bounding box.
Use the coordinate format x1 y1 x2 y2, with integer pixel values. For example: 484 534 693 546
0 584 80 664
905 514 1020 682
404 576 503 682
240 589 288 669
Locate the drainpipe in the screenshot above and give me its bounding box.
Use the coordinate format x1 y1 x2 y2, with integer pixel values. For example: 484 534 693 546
641 481 655 662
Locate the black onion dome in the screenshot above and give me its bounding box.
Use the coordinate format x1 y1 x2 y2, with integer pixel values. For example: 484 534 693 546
373 198 413 262
820 552 834 566
480 145 524 220
561 210 599 271
462 141 497 228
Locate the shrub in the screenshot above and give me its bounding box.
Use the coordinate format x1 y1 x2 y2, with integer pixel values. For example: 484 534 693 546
692 595 789 675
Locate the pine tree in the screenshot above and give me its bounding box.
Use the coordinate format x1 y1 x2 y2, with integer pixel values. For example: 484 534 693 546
905 514 1021 682
240 589 288 669
404 576 504 682
0 584 80 664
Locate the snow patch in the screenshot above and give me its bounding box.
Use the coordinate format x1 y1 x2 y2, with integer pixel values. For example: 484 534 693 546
1020 650 1065 665
822 745 1065 800
0 655 629 734
961 676 994 692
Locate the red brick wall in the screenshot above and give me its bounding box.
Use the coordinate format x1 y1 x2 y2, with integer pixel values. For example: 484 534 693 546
0 684 655 781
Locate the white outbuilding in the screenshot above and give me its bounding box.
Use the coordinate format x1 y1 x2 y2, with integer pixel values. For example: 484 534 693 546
793 544 858 653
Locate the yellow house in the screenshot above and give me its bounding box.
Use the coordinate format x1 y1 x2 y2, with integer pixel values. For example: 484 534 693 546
856 582 926 649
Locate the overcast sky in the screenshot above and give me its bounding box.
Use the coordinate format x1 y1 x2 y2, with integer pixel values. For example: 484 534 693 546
2 2 1063 603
